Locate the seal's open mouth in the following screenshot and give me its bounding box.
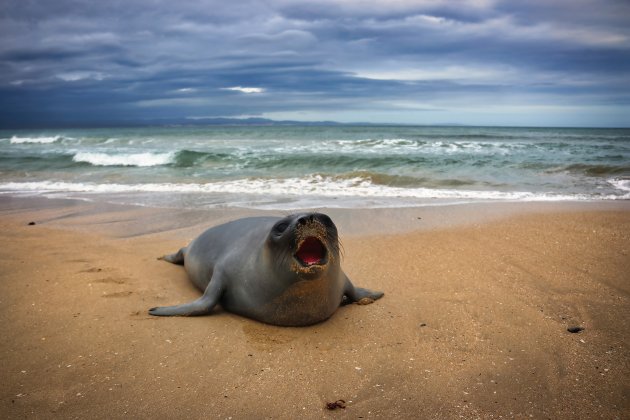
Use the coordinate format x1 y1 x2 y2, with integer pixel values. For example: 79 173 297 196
295 237 327 266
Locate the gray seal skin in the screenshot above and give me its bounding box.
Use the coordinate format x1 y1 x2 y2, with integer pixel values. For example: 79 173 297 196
149 213 384 326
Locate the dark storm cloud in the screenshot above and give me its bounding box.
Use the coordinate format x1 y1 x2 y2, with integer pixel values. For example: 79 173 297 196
0 0 628 127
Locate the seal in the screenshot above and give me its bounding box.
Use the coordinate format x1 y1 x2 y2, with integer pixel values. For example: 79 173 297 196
149 212 384 326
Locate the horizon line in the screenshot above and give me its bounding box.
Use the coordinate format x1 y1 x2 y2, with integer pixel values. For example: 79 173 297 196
2 117 629 130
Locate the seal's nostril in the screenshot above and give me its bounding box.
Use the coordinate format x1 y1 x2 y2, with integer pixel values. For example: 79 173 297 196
316 214 334 228
298 216 308 225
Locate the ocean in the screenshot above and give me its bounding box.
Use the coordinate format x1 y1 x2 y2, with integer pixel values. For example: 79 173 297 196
1 125 629 210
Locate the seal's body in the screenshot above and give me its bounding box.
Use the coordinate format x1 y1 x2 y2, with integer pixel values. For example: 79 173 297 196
149 213 383 326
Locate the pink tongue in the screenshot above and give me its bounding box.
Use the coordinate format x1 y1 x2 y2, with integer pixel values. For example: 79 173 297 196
297 237 325 265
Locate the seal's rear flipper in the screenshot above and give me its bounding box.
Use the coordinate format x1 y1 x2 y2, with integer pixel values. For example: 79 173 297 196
158 247 187 265
149 269 224 316
149 297 214 316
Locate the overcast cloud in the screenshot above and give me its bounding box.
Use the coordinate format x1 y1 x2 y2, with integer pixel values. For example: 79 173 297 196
1 0 629 127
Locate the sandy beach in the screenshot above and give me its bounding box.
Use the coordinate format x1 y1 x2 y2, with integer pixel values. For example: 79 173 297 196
1 196 628 419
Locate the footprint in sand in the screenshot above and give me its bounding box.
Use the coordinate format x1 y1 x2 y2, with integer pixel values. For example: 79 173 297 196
80 266 131 285
78 265 134 298
80 267 108 273
102 291 133 298
94 277 128 285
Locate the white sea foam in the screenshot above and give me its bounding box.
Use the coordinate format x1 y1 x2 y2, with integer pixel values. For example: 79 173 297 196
10 135 62 144
72 151 175 167
1 176 624 205
332 138 419 153
609 178 630 193
327 138 520 156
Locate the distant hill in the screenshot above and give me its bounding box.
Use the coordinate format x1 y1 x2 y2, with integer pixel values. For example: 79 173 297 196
2 116 466 129
179 117 344 126
148 117 465 127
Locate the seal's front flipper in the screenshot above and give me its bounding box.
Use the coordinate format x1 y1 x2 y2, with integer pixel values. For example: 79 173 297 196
158 247 186 265
149 270 224 316
342 275 384 305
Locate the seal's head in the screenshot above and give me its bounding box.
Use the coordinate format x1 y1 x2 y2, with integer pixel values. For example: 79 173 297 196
268 213 340 278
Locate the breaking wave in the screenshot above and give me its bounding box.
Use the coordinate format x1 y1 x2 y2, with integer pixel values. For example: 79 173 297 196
1 176 627 203
10 135 62 144
72 151 176 167
609 178 630 193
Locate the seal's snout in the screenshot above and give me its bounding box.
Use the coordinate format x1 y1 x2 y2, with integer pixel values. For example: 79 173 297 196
295 236 327 266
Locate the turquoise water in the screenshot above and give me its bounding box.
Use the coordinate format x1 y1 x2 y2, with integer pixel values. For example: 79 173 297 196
1 125 629 209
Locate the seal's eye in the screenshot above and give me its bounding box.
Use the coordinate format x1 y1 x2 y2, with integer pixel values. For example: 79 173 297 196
273 222 289 234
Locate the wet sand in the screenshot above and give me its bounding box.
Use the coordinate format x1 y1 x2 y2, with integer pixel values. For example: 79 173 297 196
1 196 628 419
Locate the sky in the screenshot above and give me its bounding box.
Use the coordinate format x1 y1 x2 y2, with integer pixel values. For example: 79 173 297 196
1 0 629 128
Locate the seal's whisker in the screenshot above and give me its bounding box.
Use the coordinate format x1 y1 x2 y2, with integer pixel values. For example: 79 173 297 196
337 238 346 260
